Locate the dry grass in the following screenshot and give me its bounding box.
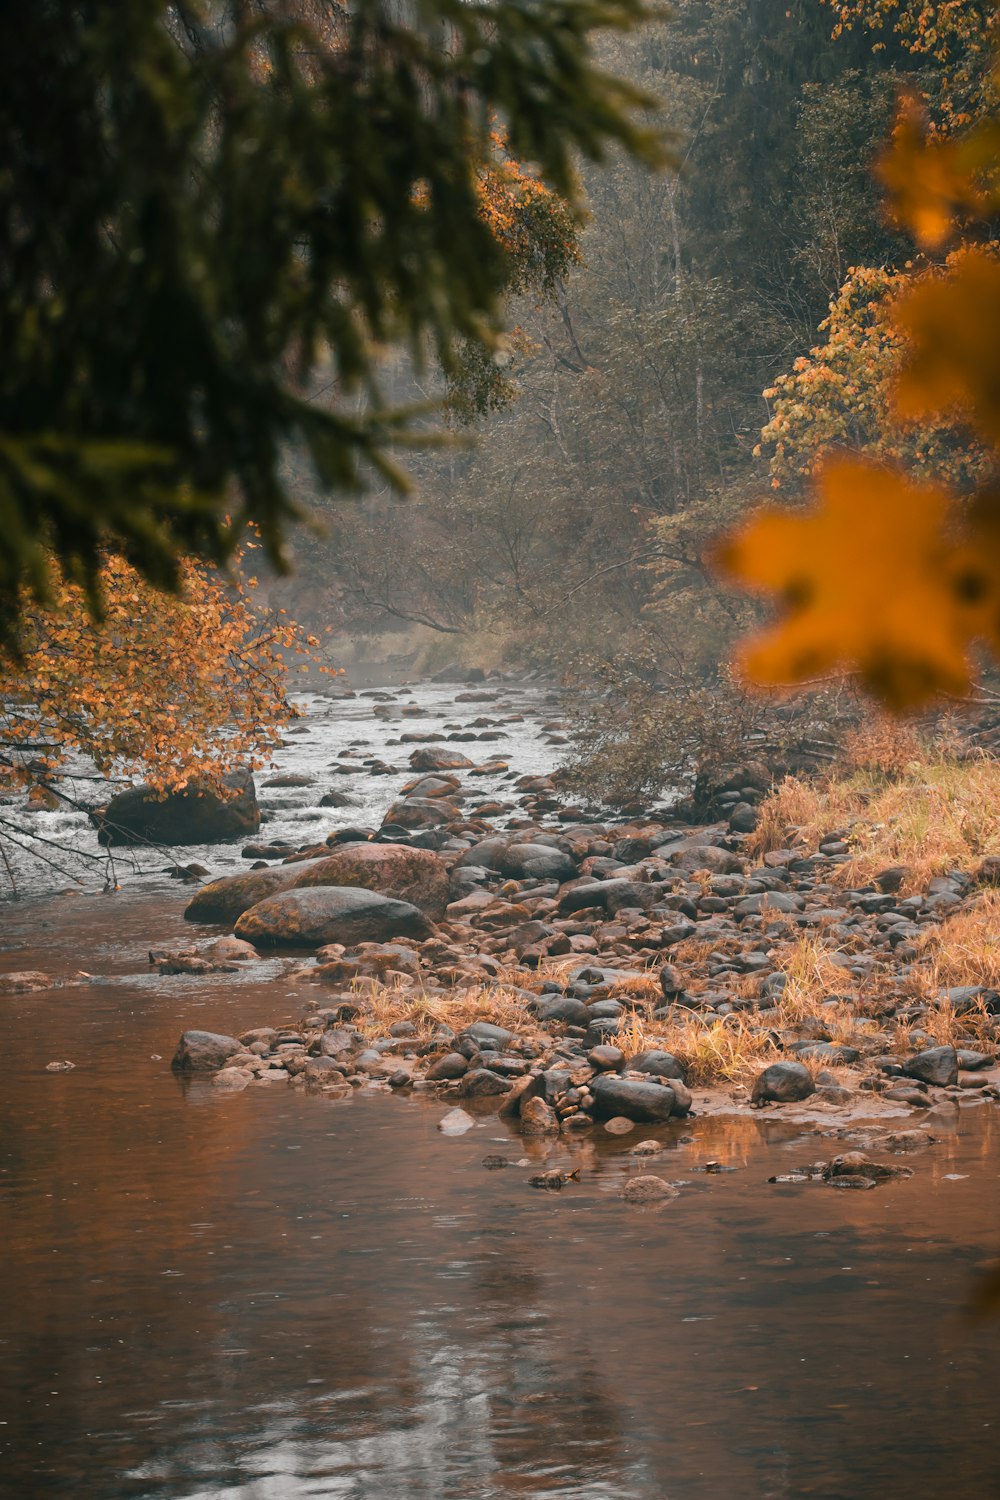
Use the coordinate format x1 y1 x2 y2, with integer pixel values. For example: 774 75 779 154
351 979 534 1043
752 754 1000 891
606 971 662 1001
610 1007 781 1086
889 998 997 1053
918 890 1000 991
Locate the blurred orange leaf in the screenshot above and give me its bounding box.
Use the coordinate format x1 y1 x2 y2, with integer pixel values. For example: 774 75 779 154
896 248 1000 444
715 457 977 708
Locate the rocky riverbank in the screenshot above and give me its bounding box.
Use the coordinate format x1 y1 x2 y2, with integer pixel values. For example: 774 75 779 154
161 749 1000 1137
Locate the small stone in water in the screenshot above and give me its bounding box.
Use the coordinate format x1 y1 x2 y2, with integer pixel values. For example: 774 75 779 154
621 1175 678 1204
45 1059 75 1073
438 1107 475 1135
604 1116 636 1135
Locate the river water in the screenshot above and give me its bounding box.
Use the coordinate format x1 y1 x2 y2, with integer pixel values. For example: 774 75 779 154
2 683 1000 1498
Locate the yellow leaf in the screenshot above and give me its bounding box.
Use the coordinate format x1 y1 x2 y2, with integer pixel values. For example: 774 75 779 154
714 458 974 709
895 248 1000 444
876 92 985 250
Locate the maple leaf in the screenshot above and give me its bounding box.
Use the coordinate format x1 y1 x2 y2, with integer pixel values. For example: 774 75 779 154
895 248 1000 444
875 93 999 249
714 458 977 709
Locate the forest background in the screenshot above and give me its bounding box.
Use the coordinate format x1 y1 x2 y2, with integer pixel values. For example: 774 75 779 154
271 0 999 805
5 0 999 812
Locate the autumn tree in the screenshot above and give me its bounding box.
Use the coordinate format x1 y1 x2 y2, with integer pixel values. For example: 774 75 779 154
719 21 1000 709
0 552 316 799
0 0 668 645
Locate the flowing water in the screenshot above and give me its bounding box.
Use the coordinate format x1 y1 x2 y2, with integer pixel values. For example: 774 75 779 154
2 684 1000 1498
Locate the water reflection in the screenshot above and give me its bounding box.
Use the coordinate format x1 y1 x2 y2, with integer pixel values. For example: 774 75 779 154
2 893 1000 1497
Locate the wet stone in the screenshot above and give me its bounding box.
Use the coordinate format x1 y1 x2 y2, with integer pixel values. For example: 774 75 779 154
903 1046 959 1088
751 1061 816 1105
621 1175 678 1205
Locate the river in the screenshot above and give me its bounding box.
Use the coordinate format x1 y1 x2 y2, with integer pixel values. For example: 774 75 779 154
2 682 1000 1498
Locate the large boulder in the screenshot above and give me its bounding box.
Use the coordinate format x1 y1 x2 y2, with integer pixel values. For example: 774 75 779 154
495 843 577 882
289 842 450 919
903 1045 958 1087
171 1030 242 1072
382 797 460 830
185 865 300 924
408 748 474 772
234 886 434 948
94 769 260 847
589 1073 680 1122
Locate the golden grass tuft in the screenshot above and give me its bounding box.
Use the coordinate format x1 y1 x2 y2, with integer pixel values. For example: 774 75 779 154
752 754 1000 891
917 890 1000 992
352 980 534 1043
610 1006 781 1086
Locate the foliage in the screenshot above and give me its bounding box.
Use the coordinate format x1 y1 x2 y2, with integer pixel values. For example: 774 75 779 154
0 553 318 795
720 21 1000 708
822 0 999 123
0 0 668 643
754 257 993 493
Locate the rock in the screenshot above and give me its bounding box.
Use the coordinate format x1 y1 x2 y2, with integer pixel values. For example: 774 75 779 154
185 866 301 924
289 842 449 919
519 1095 560 1135
319 790 356 808
530 1169 573 1189
558 879 659 915
536 997 592 1026
461 1021 515 1050
670 843 744 876
45 1059 75 1073
264 773 315 788
94 768 259 846
496 843 577 882
631 1139 664 1155
956 1048 994 1070
822 1152 902 1181
426 1051 469 1081
438 1107 476 1135
621 1175 678 1204
658 964 684 998
234 887 434 948
458 1068 513 1097
789 1041 861 1065
303 1057 347 1085
903 1045 959 1087
883 1085 932 1107
604 1116 636 1135
632 1049 686 1081
590 1073 679 1122
171 1030 242 1072
751 1061 816 1104
408 748 474 772
735 892 804 918
382 797 460 829
211 1068 252 1091
206 936 258 961
497 1073 545 1120
587 1044 625 1071
0 971 54 994
729 802 758 833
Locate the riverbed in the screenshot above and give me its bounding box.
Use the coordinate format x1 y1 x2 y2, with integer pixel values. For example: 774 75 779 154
3 684 1000 1497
